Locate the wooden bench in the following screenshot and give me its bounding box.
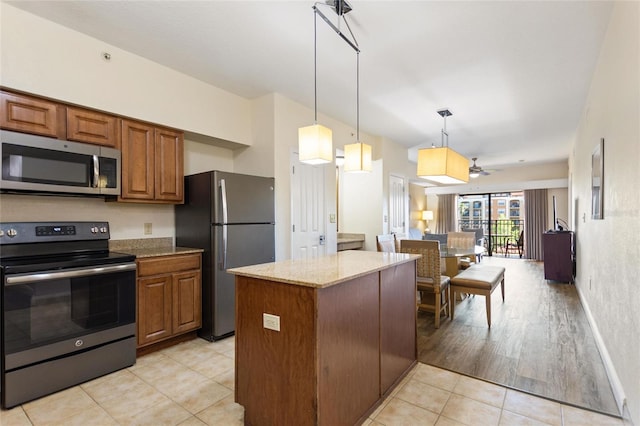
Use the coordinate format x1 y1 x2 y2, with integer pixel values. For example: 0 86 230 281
450 265 505 327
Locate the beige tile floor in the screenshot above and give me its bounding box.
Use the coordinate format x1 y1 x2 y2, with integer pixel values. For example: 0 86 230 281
0 337 625 426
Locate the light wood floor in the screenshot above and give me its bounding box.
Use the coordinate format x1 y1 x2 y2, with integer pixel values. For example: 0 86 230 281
417 256 620 417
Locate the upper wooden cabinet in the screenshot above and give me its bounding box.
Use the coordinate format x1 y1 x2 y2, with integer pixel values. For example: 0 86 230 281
1 90 119 148
120 119 184 203
2 89 185 203
66 106 119 147
0 91 65 138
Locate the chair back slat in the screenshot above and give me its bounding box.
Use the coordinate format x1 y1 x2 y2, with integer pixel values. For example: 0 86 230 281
400 239 443 282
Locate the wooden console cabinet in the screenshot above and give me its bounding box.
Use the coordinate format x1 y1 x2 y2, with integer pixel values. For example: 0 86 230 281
229 251 418 426
136 253 202 347
543 231 575 283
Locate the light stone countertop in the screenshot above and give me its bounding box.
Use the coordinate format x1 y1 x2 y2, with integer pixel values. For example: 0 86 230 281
109 237 203 258
227 250 419 289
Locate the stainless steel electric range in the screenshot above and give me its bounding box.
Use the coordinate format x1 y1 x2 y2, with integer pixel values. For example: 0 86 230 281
0 221 136 408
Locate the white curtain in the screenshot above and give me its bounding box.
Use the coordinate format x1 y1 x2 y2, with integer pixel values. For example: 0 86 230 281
435 194 457 233
524 189 547 260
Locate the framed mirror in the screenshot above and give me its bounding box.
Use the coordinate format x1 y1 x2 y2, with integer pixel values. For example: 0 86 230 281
591 138 604 220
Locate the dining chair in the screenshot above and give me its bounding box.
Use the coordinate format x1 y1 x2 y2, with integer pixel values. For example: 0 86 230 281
504 230 524 258
447 231 477 269
393 232 408 252
400 239 450 328
376 234 396 253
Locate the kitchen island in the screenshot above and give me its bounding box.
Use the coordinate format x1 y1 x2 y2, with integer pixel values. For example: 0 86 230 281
228 250 419 426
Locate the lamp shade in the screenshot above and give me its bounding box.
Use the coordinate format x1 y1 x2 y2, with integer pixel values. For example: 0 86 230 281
417 146 469 184
422 210 433 221
343 142 372 172
298 124 333 165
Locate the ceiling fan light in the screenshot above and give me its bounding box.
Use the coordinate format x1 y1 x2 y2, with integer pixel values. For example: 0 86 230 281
298 124 333 165
344 142 372 172
417 147 469 184
469 171 480 178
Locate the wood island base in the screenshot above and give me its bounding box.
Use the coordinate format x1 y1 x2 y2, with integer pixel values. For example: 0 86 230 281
229 251 418 426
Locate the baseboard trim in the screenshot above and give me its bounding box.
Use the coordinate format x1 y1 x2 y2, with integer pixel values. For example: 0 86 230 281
576 285 627 418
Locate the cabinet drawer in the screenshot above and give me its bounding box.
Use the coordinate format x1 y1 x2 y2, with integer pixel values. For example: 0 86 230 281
137 253 201 277
66 107 119 147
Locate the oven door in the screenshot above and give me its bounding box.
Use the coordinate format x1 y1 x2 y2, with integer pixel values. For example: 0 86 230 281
3 262 136 371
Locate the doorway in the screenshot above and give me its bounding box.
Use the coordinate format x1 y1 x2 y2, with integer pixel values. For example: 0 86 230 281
458 192 524 256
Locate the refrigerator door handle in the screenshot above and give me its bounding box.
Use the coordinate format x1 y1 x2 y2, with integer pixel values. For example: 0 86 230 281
221 224 228 270
220 178 229 224
220 178 229 270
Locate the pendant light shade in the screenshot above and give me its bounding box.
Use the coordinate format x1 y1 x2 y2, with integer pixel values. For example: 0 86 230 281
417 146 469 184
299 124 333 165
417 109 469 184
298 8 333 165
343 142 372 172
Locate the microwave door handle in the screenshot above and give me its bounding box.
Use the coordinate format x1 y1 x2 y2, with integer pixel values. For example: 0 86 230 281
219 178 228 270
92 155 99 187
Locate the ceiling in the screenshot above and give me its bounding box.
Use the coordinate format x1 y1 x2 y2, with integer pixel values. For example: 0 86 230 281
6 1 613 171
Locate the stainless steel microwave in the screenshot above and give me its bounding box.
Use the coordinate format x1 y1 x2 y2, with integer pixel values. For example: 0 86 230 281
0 130 120 196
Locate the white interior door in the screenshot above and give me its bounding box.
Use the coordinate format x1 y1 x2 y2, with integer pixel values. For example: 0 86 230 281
389 174 406 235
291 152 327 260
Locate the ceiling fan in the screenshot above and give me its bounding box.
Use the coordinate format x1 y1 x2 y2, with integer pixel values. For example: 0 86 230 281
469 157 491 178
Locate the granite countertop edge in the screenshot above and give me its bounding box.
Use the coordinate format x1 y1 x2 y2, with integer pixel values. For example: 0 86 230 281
109 237 203 258
228 251 419 289
118 246 204 259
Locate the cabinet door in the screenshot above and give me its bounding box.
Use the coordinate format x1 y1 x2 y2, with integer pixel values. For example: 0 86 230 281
154 128 184 202
0 91 65 138
121 119 155 200
138 275 173 346
66 106 119 147
172 270 202 334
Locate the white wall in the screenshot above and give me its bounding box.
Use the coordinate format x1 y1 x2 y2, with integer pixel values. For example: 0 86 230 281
0 3 252 146
340 160 384 252
184 139 234 175
570 2 639 423
0 193 174 240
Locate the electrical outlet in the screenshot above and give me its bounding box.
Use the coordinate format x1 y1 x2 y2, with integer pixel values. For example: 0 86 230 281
144 223 152 235
263 313 280 332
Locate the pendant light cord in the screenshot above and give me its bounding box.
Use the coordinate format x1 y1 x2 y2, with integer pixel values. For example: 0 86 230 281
356 51 360 141
314 9 318 124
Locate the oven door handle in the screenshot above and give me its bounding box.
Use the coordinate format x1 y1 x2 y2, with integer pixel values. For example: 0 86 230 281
5 263 137 285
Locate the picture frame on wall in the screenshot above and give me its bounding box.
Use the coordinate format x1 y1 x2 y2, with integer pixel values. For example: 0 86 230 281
591 138 604 220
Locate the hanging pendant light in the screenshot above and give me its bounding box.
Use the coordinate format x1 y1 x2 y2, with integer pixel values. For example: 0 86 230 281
417 109 469 184
344 51 372 173
298 8 333 165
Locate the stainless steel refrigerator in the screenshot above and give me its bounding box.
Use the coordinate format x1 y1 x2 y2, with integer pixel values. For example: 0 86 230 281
175 171 275 341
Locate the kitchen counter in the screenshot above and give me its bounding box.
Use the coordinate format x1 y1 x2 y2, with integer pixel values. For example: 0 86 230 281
229 250 418 426
336 232 365 251
227 250 418 288
109 237 203 258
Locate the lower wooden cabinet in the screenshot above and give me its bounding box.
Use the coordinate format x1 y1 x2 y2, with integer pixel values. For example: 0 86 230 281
136 253 202 347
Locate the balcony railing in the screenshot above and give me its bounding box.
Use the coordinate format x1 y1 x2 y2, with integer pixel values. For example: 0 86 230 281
458 219 524 256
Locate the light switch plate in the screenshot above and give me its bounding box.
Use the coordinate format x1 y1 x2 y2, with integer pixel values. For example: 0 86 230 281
263 313 280 332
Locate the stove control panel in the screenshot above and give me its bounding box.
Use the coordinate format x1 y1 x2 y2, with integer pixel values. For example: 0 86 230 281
36 225 76 236
0 222 110 244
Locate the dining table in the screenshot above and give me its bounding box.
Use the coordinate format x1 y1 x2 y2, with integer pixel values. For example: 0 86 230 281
440 245 485 278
